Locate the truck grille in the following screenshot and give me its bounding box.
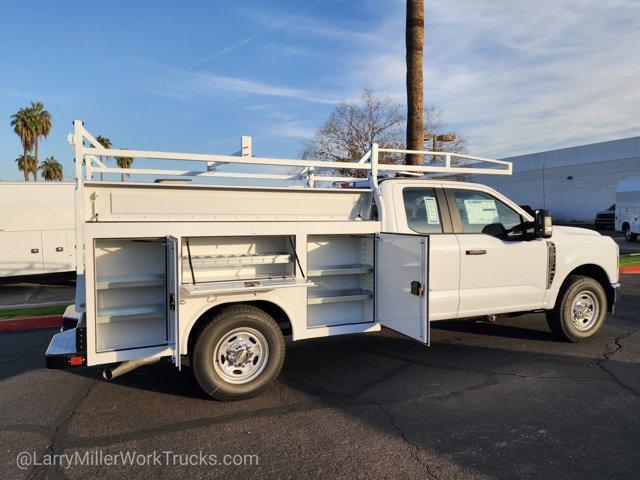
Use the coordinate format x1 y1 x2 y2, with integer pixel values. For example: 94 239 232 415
546 241 556 289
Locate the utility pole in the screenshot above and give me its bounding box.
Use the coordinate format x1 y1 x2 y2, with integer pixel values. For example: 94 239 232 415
405 0 425 166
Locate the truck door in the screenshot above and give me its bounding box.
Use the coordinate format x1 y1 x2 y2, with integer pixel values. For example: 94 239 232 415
446 188 547 316
375 233 429 344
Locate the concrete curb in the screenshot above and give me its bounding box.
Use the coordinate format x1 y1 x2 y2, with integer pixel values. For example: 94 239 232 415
0 315 63 332
620 266 640 274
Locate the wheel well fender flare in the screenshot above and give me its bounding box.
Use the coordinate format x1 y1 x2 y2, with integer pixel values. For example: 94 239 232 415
554 264 615 313
183 299 294 355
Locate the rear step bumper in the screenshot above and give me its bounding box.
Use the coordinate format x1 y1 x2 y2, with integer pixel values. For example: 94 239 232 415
45 326 87 369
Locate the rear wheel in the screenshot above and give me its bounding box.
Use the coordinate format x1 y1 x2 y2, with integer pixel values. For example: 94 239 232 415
192 305 285 401
546 275 607 342
624 225 637 242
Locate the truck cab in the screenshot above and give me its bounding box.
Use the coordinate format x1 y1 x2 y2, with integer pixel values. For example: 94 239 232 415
45 125 621 401
379 178 619 324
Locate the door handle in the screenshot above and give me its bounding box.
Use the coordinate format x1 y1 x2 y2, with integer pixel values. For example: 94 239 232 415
56 247 64 252
465 249 486 255
31 248 39 254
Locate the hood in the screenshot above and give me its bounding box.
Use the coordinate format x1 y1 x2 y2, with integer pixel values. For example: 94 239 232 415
552 226 601 237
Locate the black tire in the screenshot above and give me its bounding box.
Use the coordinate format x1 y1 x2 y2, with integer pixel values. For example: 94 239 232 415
546 275 607 342
192 305 285 401
625 227 637 242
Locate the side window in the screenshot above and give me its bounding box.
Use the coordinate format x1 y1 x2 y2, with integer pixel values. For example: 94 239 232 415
402 188 443 234
451 189 522 237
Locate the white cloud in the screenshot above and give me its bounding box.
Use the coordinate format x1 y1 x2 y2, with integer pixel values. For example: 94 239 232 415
156 70 343 105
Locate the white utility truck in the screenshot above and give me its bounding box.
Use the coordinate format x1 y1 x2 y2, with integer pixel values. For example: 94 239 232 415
0 182 75 278
46 121 620 400
615 177 640 242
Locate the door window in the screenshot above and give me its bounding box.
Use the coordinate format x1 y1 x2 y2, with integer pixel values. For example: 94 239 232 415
403 188 443 234
451 189 522 237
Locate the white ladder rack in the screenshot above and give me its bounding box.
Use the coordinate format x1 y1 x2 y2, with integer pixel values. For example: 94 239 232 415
69 121 512 189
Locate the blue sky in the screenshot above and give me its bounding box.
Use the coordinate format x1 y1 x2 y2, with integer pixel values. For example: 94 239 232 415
1 0 639 181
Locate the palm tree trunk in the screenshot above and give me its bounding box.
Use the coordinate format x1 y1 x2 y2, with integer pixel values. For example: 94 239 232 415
33 139 39 181
405 0 425 166
22 147 29 182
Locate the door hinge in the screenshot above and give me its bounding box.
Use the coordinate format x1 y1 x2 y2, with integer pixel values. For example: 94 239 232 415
169 293 176 311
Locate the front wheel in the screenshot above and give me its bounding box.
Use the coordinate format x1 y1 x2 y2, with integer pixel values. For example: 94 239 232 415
546 275 607 342
192 305 285 401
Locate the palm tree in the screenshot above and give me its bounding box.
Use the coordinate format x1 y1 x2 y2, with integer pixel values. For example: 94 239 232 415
39 156 64 181
29 102 52 181
115 149 134 182
10 107 36 181
95 135 112 180
405 0 425 165
15 154 36 177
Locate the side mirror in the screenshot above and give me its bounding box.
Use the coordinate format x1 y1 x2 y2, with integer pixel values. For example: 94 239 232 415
533 209 553 238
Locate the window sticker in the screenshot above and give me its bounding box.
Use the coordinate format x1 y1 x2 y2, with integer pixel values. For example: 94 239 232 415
424 197 440 224
464 198 498 225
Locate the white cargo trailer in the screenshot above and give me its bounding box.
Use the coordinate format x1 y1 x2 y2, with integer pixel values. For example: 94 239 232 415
46 121 620 400
614 177 640 242
0 182 75 277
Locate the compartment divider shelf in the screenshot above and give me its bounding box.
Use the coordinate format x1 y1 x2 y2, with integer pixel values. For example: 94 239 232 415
308 264 373 276
96 275 164 290
96 304 165 324
307 289 373 305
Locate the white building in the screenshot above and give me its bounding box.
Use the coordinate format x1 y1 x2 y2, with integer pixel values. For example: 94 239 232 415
471 136 640 222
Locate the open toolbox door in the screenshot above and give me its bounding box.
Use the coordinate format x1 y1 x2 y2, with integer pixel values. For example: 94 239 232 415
167 235 181 369
80 236 180 367
375 233 429 345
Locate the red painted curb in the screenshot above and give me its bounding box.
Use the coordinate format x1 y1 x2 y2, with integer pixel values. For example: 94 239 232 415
0 315 63 332
620 266 640 274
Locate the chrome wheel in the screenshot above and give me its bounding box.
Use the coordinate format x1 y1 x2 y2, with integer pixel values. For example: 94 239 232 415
213 327 269 384
570 290 599 331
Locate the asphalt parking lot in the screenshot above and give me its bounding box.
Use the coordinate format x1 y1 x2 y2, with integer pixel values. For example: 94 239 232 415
1 277 638 479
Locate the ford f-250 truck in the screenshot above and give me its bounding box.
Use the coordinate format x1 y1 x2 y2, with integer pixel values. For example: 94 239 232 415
45 121 621 400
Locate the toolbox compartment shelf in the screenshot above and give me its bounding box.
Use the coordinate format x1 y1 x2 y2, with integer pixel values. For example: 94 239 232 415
307 264 373 277
96 275 164 290
307 288 373 305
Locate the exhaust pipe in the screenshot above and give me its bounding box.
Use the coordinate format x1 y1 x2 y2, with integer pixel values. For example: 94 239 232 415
102 357 160 381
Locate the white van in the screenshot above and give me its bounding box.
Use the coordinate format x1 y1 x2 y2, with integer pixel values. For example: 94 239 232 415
0 182 75 278
615 177 640 242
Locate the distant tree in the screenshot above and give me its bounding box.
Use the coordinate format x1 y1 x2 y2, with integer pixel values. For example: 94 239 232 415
29 102 52 181
300 89 467 177
115 149 134 181
15 154 36 177
39 156 64 181
300 89 405 176
10 107 36 181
